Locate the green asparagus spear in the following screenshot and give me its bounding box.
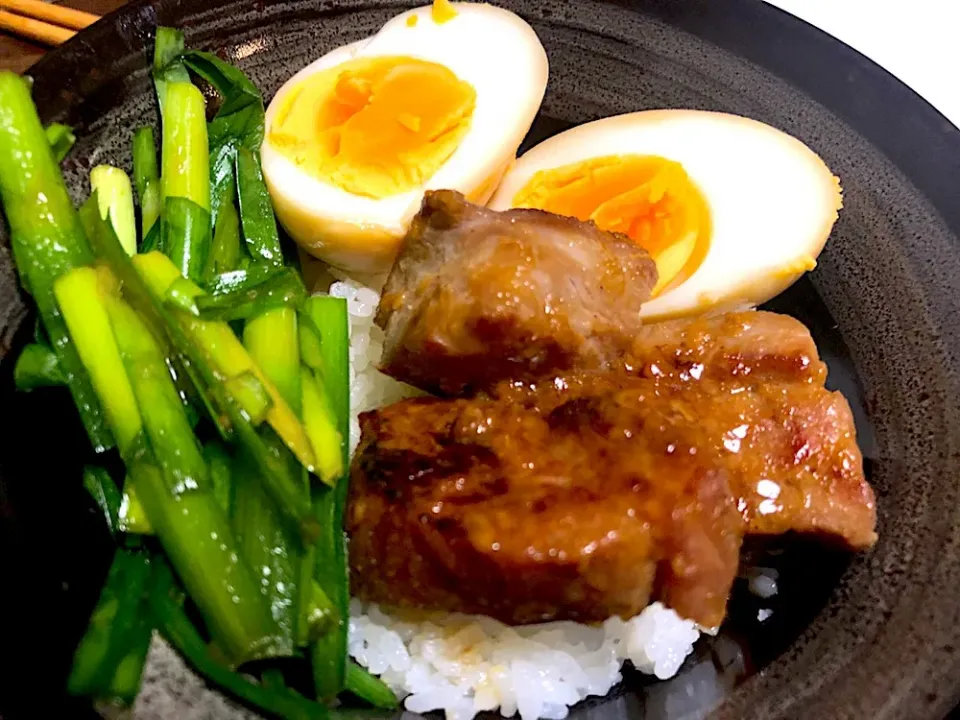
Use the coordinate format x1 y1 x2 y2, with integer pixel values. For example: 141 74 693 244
100 289 270 662
105 294 208 495
82 466 122 538
197 268 306 321
345 662 399 710
204 440 233 515
161 82 210 212
244 306 301 414
14 342 64 390
126 437 271 665
305 296 351 700
119 484 154 535
95 241 317 541
67 549 152 696
91 165 137 256
80 200 226 440
133 252 317 471
45 122 75 162
160 81 211 281
53 266 142 454
205 169 242 283
151 560 330 720
132 126 161 238
179 50 282 266
300 368 343 486
152 26 190 117
235 145 283 266
0 71 111 450
161 195 212 285
231 445 299 658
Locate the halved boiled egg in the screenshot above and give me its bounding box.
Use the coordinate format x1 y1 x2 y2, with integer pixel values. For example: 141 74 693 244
488 110 842 320
262 1 548 273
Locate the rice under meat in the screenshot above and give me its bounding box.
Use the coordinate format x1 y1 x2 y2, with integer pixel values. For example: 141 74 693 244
325 276 702 720
349 600 699 720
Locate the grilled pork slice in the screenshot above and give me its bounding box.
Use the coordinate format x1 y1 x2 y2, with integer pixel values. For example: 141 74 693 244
626 311 827 387
375 190 659 396
491 374 876 550
347 377 876 627
375 190 826 395
348 395 744 629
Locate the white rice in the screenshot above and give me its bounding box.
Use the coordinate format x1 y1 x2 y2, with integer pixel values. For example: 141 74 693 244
326 276 421 453
348 600 700 720
323 276 702 720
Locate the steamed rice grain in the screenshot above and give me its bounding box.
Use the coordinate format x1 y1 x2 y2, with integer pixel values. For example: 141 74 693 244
324 277 700 720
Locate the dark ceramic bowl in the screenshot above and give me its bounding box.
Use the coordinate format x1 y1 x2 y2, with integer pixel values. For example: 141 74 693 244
3 1 960 718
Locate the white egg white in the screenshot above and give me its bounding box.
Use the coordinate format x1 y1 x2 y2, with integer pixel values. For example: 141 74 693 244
489 110 843 320
262 3 548 273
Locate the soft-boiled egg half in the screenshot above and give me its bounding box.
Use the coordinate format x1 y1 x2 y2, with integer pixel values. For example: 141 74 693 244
262 1 548 272
489 110 843 320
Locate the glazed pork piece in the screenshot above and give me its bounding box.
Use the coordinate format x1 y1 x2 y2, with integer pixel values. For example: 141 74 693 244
375 190 659 395
492 375 875 549
347 376 876 627
348 394 744 629
376 190 826 395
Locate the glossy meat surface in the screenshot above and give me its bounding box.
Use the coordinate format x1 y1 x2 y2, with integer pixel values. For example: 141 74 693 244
492 375 876 549
348 395 743 628
625 311 827 387
376 190 658 395
347 375 875 626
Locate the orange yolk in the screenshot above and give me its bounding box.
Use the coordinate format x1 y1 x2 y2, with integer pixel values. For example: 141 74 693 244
512 155 711 295
431 0 458 23
268 56 476 198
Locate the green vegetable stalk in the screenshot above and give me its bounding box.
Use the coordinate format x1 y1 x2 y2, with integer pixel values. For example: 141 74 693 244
305 296 352 700
132 126 161 239
161 81 211 281
53 266 142 454
204 440 233 514
67 549 153 697
197 268 306 322
231 445 299 658
180 50 283 266
82 466 122 538
161 82 210 211
151 561 330 720
119 484 154 535
244 307 301 414
105 295 208 495
45 122 75 162
204 174 242 282
91 165 137 256
14 343 64 390
0 71 111 450
345 662 400 710
105 295 271 663
300 368 343 486
161 195 212 286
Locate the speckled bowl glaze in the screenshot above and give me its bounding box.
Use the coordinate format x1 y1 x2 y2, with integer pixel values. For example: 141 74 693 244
3 1 960 718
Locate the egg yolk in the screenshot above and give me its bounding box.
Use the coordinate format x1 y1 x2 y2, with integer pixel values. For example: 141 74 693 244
512 155 711 295
431 0 458 23
268 56 476 199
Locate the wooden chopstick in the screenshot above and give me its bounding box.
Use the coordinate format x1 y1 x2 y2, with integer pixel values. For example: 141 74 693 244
0 0 98 31
0 0 101 47
0 8 76 46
